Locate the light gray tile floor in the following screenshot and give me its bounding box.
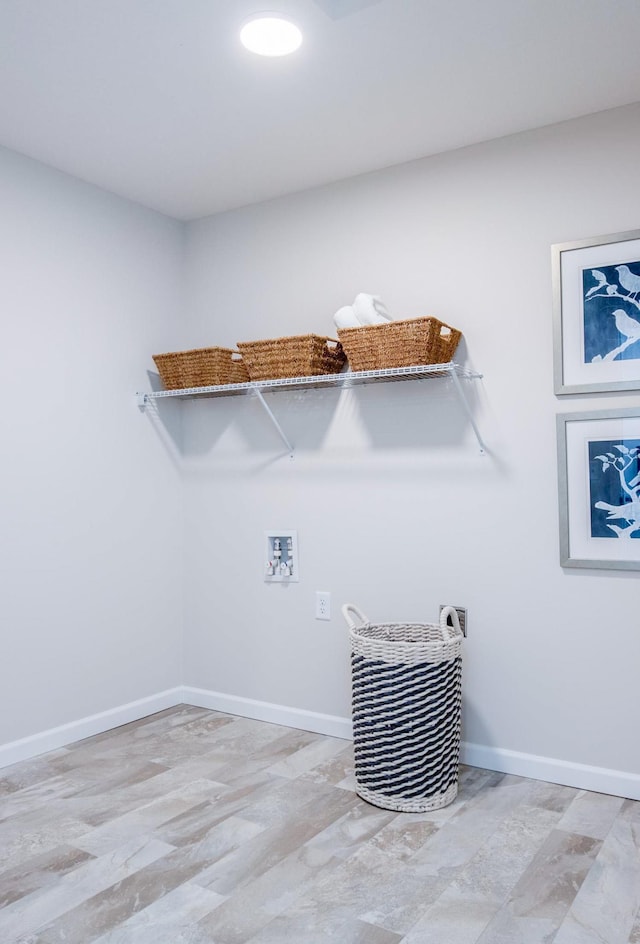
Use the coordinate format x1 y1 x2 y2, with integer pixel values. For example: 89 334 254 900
0 706 638 943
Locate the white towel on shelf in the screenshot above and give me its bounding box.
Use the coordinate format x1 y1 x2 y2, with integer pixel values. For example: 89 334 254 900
333 305 361 329
352 293 392 325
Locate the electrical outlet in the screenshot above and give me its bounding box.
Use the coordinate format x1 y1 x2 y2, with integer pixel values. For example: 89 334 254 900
439 605 467 636
315 591 331 621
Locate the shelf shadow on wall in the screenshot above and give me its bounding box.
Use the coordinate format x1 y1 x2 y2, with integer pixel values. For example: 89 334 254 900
141 369 486 464
139 371 185 467
181 385 343 459
345 375 480 451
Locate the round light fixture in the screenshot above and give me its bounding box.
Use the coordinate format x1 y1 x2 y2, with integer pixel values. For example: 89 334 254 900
240 14 303 57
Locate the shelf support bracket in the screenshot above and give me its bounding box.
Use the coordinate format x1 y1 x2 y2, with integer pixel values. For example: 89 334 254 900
252 388 294 456
449 370 487 454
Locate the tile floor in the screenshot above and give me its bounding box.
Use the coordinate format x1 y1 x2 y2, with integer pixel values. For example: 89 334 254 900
0 705 639 943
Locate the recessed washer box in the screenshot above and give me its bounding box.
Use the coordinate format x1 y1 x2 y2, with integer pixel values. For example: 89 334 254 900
265 530 299 582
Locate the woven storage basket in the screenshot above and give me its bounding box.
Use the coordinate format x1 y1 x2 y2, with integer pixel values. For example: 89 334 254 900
152 347 249 390
337 316 461 372
236 334 346 381
343 603 463 813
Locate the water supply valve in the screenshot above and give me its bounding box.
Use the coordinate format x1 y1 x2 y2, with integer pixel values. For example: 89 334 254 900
265 530 299 582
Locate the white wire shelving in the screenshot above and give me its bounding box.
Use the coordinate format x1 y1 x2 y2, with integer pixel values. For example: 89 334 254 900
136 362 485 454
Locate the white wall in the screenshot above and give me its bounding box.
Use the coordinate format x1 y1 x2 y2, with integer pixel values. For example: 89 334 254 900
0 147 185 749
2 104 639 798
181 104 640 795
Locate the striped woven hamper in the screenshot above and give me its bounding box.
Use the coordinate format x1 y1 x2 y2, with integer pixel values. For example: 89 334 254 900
343 604 464 813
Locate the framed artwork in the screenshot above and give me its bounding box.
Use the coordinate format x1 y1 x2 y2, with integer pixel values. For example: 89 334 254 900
552 229 640 395
557 408 640 570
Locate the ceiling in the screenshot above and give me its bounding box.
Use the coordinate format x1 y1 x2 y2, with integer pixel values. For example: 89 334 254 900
1 0 640 221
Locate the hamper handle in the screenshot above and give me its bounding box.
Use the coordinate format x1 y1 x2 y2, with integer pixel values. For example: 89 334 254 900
439 605 462 640
342 603 368 630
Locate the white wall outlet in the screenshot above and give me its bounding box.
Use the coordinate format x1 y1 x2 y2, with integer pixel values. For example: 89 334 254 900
265 530 299 582
315 591 331 620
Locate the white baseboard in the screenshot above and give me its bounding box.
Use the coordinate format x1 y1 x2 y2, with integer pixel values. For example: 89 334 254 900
2 687 639 801
182 686 353 741
0 687 351 771
0 688 184 770
460 741 640 802
182 689 640 800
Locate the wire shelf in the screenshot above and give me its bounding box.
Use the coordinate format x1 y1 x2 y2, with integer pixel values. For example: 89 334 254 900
136 362 486 454
138 363 481 403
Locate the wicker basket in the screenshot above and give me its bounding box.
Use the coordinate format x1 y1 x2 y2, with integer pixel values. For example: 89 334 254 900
236 334 347 381
343 603 464 813
152 347 249 390
337 317 461 372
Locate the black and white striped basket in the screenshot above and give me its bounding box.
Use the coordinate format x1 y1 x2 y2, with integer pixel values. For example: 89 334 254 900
343 603 464 813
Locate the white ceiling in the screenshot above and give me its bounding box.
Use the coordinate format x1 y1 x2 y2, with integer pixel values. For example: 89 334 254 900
1 0 640 221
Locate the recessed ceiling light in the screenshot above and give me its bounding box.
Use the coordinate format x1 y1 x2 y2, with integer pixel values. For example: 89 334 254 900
240 14 303 57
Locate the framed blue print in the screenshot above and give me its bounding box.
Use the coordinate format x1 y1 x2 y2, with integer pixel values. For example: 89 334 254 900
588 438 640 540
557 408 640 570
552 229 640 394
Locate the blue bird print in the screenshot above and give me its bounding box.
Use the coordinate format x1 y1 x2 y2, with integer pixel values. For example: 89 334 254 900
584 269 608 298
615 264 640 300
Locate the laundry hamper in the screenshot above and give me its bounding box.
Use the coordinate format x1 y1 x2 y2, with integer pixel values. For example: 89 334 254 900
343 603 463 813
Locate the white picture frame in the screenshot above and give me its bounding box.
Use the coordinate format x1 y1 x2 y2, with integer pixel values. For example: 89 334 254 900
557 408 640 570
552 229 640 395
